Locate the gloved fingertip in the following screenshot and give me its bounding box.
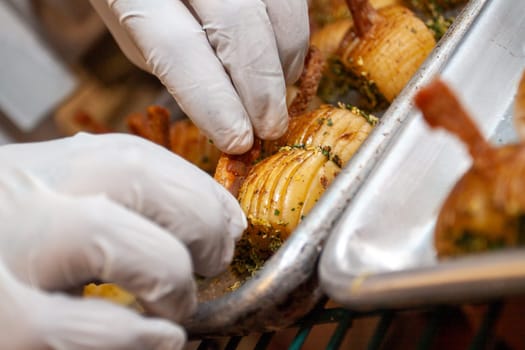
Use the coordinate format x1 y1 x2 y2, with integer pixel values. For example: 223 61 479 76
254 102 289 141
214 124 254 155
283 37 309 85
284 55 306 86
230 206 248 241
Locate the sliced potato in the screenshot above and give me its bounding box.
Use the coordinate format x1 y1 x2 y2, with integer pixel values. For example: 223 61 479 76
239 147 340 250
340 5 435 102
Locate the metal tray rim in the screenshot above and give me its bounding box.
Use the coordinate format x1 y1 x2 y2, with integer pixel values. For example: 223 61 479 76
184 0 489 336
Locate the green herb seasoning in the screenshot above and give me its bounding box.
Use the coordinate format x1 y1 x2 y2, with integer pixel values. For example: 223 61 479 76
318 57 389 113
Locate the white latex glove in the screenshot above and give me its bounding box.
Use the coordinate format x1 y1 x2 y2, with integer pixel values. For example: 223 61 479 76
0 133 246 349
90 0 310 154
0 258 184 349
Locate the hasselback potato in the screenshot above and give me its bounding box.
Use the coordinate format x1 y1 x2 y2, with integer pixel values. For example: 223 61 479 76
239 147 340 250
340 3 436 103
277 104 375 166
237 104 374 251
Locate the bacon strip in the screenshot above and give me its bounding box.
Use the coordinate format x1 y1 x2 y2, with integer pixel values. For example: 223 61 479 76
288 46 325 117
73 110 112 134
127 106 170 148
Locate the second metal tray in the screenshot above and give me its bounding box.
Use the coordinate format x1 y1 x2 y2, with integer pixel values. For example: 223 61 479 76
183 0 490 336
319 0 525 310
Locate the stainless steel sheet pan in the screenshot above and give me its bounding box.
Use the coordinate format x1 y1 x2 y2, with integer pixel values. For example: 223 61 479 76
182 0 493 336
320 0 525 310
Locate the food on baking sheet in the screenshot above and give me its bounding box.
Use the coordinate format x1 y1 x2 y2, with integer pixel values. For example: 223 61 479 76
127 105 171 148
309 0 465 40
169 119 222 174
316 0 436 110
238 105 374 253
214 46 326 197
83 283 143 313
414 73 525 258
211 46 375 275
409 0 468 39
127 106 222 175
309 0 403 30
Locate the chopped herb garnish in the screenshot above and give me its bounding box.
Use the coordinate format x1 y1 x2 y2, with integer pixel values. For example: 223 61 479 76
320 145 332 159
409 0 457 40
274 209 280 216
268 235 284 253
318 56 389 112
338 102 379 126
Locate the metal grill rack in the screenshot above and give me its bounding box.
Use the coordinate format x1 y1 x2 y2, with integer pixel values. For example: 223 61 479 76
194 299 514 350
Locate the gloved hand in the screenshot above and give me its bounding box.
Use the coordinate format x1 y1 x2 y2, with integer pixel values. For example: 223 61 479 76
89 0 310 154
0 133 246 349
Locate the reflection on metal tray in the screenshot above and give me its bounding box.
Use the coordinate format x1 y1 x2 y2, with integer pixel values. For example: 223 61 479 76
320 0 525 310
183 0 490 336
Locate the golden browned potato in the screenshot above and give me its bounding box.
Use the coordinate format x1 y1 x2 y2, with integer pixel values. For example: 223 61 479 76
282 104 376 166
83 283 143 313
340 4 436 103
239 147 340 250
238 104 375 250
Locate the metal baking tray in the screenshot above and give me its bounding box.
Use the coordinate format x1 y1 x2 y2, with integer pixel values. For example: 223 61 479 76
319 0 525 310
182 0 492 336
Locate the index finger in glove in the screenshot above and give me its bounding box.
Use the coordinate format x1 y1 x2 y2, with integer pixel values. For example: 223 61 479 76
189 0 289 141
100 0 253 154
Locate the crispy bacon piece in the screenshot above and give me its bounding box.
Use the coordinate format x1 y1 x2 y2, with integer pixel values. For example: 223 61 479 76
169 120 221 174
73 110 111 134
288 47 325 117
127 106 170 148
214 139 263 197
